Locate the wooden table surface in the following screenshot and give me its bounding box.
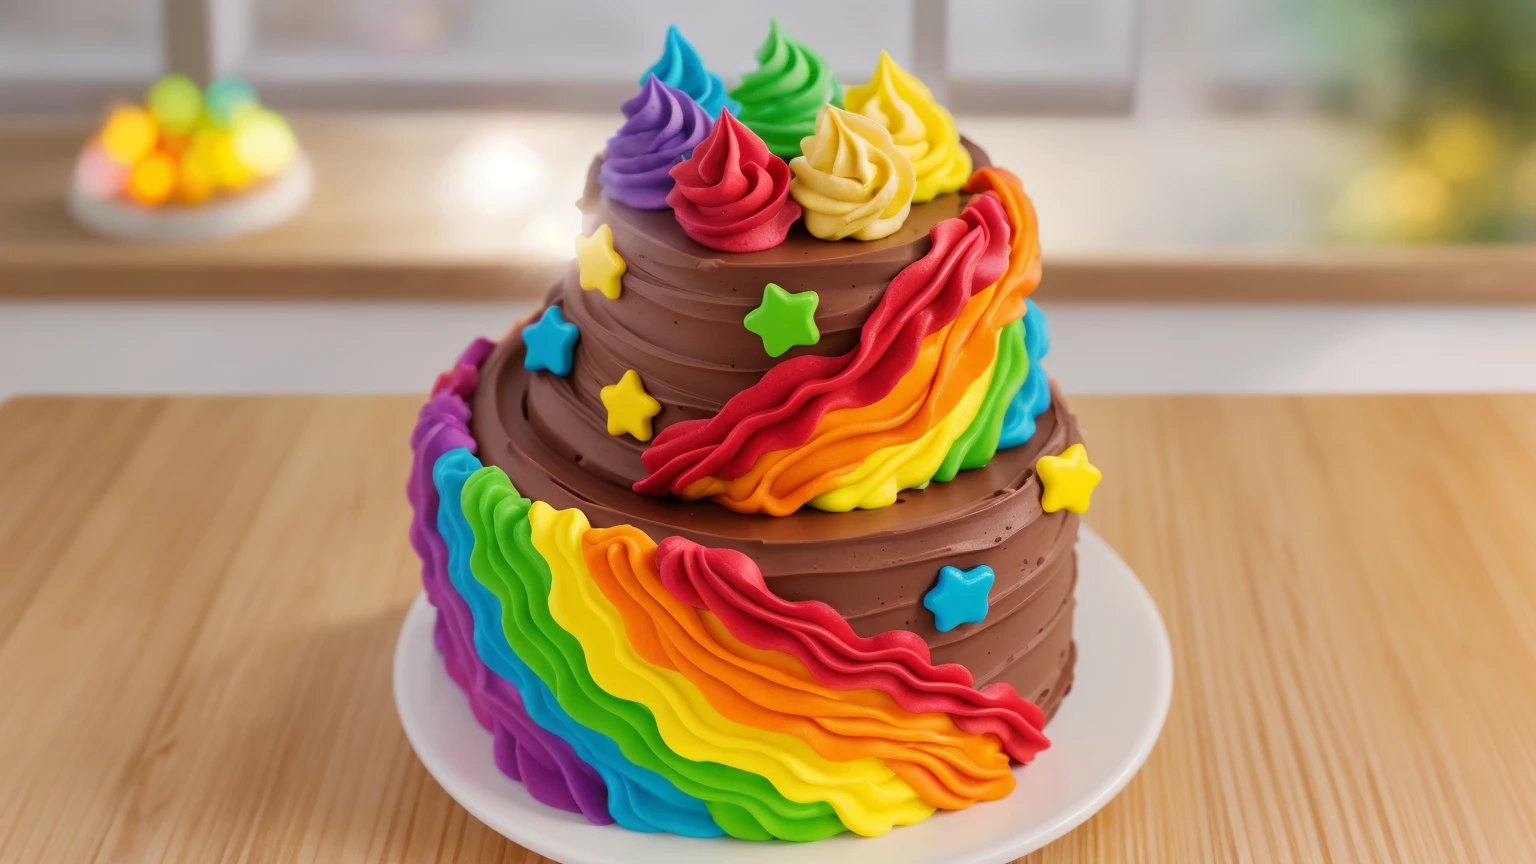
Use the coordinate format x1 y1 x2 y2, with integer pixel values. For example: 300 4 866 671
5 115 1536 303
1 393 1534 863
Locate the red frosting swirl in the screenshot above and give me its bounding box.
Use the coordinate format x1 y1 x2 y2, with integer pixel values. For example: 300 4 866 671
666 111 803 253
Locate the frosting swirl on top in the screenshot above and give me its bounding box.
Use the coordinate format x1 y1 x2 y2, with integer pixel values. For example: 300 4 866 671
640 25 740 119
600 75 713 210
667 111 803 253
789 105 916 241
728 19 844 159
845 51 972 204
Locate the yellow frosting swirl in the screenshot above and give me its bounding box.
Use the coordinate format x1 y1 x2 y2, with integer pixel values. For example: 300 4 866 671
789 105 916 242
844 51 972 203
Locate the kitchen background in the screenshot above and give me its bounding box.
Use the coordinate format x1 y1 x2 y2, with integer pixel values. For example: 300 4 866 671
3 0 1535 398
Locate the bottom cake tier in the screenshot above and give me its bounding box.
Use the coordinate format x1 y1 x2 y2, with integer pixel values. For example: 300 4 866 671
407 336 1083 840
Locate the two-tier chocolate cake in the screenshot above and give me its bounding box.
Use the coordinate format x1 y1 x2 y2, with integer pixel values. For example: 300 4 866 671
407 21 1103 842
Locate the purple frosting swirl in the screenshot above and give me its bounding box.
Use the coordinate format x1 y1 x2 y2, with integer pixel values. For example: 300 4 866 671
599 74 713 210
407 338 613 823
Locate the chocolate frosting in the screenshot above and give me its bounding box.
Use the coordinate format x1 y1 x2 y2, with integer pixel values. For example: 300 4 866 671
475 138 1076 720
541 139 991 477
474 346 1079 719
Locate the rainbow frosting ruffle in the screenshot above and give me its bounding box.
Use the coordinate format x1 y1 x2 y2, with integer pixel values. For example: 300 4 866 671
634 167 1052 515
408 339 1052 841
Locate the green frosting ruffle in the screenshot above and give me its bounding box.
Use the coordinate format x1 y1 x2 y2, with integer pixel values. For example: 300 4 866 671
460 465 847 841
933 319 1028 483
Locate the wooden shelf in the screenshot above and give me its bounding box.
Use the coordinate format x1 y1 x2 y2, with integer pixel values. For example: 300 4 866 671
4 114 1536 302
0 114 583 299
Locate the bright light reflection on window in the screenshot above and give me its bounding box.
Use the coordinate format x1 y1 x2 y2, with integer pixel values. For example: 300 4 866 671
440 130 547 218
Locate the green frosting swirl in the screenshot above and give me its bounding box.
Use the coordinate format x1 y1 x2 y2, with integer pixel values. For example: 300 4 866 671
729 18 844 159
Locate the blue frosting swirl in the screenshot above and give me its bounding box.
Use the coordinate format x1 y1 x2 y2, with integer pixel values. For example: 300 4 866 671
640 25 740 119
998 299 1053 450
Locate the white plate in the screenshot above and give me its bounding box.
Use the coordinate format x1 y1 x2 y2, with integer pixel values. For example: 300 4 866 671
394 525 1172 864
66 152 313 242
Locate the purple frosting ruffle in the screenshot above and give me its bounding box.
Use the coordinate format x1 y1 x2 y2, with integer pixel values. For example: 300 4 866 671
407 337 613 823
599 74 713 210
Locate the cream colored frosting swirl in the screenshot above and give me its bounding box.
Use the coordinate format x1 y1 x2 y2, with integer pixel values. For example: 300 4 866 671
844 51 972 204
789 105 916 242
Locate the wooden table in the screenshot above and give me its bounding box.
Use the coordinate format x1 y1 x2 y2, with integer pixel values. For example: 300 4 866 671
6 115 1536 303
1 394 1533 862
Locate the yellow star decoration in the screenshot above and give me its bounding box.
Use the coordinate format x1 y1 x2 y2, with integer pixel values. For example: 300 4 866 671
600 369 661 441
1035 443 1102 514
575 223 626 300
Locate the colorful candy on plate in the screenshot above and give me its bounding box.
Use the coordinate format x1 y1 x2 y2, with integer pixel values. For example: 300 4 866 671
76 75 298 209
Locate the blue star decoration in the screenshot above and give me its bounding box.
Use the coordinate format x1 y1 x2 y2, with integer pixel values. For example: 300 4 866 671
923 565 995 633
521 305 580 376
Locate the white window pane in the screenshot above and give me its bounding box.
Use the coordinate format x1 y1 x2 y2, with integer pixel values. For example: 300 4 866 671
948 0 1136 83
0 0 161 77
246 0 911 82
1198 0 1331 92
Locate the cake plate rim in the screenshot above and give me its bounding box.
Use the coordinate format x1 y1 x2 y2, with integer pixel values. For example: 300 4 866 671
393 524 1173 864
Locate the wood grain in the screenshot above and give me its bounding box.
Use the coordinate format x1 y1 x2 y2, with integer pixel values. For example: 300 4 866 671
5 116 1536 302
0 394 1533 862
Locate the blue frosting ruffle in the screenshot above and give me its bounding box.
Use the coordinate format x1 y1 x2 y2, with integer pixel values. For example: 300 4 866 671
997 299 1053 450
433 447 722 837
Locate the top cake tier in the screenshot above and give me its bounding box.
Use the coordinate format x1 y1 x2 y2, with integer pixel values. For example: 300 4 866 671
541 139 994 490
509 24 1061 518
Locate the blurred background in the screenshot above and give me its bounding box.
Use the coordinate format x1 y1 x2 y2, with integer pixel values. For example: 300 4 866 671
7 0 1536 246
3 0 1536 399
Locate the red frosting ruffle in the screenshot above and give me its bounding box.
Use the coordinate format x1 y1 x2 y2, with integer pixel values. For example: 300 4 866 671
634 193 1010 496
654 536 1050 764
666 111 802 253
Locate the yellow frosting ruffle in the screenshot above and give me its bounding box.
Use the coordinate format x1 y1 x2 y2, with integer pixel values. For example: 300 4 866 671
844 51 972 204
789 105 916 242
809 351 995 512
529 501 935 836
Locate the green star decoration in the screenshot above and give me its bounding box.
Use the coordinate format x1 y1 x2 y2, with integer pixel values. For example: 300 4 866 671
744 283 820 358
